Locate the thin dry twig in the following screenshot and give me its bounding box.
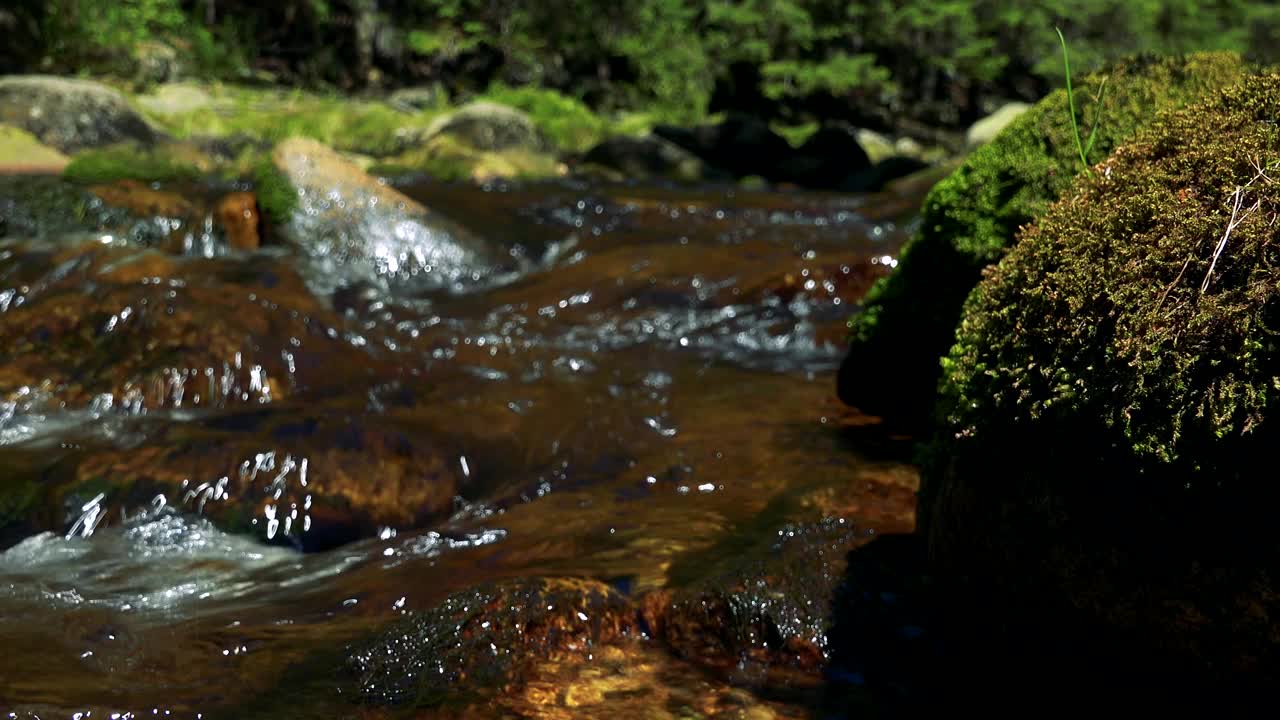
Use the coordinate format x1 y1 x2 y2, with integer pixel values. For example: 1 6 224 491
1200 162 1271 294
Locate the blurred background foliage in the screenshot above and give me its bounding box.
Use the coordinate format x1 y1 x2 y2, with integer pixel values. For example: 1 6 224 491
2 0 1279 128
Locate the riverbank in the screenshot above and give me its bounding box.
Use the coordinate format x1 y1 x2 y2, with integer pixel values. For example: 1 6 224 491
0 73 1003 191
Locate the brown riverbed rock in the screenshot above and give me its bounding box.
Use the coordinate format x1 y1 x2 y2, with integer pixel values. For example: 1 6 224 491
89 179 194 219
0 239 393 412
54 409 460 550
349 577 637 706
643 520 865 691
216 191 261 251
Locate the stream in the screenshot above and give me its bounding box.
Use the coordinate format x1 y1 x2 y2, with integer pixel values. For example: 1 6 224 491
0 176 927 718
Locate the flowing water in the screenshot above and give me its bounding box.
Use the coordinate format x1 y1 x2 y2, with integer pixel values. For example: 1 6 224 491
0 176 928 718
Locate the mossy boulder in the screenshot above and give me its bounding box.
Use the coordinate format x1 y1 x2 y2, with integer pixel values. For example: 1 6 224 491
0 76 159 153
926 74 1280 698
371 132 562 183
838 52 1256 429
424 101 550 154
579 134 706 183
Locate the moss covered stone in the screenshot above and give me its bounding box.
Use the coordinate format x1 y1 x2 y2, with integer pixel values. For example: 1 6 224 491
371 133 561 183
926 74 1280 695
838 52 1255 429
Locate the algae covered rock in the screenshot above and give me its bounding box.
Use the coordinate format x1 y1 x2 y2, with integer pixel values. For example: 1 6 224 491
260 137 499 292
838 52 1255 429
927 74 1280 696
0 76 158 153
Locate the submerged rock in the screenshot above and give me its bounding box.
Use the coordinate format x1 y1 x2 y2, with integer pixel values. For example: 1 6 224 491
55 410 460 551
350 577 635 706
839 51 1256 430
0 239 389 413
929 74 1280 703
261 137 499 292
0 175 147 240
648 520 862 690
0 76 159 153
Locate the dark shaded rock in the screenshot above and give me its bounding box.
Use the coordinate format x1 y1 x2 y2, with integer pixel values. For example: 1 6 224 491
654 114 792 180
580 134 706 183
837 156 930 193
0 76 159 153
773 123 872 188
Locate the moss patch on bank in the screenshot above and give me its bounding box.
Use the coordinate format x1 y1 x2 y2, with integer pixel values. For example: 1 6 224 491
139 85 442 158
63 144 203 183
370 134 561 183
838 51 1255 429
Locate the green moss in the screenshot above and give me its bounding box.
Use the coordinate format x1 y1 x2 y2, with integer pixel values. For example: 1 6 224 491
253 155 297 226
773 121 820 148
477 84 606 153
63 145 201 183
141 85 442 158
942 73 1280 474
838 52 1256 429
372 134 560 183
